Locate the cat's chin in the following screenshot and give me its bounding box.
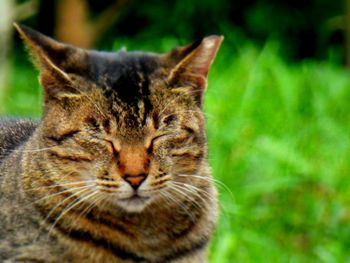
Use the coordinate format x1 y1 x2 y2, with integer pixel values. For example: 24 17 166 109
115 195 152 213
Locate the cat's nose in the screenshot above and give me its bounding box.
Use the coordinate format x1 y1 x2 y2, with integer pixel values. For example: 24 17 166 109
123 173 148 190
118 144 150 190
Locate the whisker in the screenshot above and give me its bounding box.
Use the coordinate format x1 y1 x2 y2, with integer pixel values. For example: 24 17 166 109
158 89 200 117
177 174 236 201
63 82 107 119
158 189 197 222
172 186 201 221
171 182 210 208
82 94 107 119
0 146 58 158
177 174 236 218
21 146 58 153
168 184 200 212
39 187 92 222
27 180 96 191
71 192 105 227
173 181 210 197
34 187 92 241
29 184 93 204
48 191 98 235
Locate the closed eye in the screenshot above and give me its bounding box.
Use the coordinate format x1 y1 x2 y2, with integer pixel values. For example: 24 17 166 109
167 129 196 146
45 130 80 143
162 114 177 125
182 126 195 135
147 133 170 154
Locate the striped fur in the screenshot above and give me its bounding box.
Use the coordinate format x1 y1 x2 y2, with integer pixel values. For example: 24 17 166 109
0 25 223 262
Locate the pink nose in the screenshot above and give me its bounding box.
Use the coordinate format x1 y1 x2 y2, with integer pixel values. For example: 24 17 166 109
118 144 150 190
123 174 147 190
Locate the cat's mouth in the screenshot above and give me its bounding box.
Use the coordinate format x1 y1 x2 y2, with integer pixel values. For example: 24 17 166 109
119 194 150 202
116 194 151 212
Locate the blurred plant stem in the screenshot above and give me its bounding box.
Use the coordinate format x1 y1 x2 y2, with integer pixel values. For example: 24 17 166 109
0 0 15 113
0 0 37 114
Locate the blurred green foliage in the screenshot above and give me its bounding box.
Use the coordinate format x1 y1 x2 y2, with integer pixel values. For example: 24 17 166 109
27 0 344 61
4 36 350 261
205 42 350 262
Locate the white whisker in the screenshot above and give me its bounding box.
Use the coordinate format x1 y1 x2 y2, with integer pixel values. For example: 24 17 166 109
30 184 93 204
158 189 197 222
171 181 210 208
27 180 96 191
48 191 98 235
34 187 92 241
177 174 236 218
71 192 105 227
173 181 211 198
166 185 200 221
0 146 58 158
158 89 200 117
177 174 235 201
21 146 58 153
64 83 107 119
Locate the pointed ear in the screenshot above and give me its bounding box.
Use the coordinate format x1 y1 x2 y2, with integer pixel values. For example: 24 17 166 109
14 23 87 98
167 35 224 92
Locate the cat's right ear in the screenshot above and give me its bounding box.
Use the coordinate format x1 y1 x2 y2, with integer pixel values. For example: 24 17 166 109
14 23 85 98
166 36 223 106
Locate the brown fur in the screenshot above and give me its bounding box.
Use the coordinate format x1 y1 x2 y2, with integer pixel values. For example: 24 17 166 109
0 24 223 262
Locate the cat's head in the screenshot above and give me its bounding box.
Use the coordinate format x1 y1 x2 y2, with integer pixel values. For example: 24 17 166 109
16 24 223 212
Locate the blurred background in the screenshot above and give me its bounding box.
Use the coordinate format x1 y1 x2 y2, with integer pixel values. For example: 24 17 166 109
1 0 350 262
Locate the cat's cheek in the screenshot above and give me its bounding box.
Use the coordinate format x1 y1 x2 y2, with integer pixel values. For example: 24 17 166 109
152 150 174 170
76 165 96 180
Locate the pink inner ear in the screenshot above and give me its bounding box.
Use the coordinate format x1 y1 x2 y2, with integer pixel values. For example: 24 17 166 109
190 36 224 77
168 35 224 89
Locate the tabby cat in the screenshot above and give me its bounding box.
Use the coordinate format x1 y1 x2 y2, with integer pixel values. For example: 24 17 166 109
0 24 223 263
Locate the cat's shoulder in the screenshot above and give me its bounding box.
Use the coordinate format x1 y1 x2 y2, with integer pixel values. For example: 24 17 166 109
0 117 39 160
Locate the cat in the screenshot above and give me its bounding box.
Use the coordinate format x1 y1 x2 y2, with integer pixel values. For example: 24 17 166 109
0 23 223 263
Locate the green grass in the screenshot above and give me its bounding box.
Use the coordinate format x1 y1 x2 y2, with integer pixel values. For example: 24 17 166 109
3 40 350 262
2 62 41 117
207 42 350 262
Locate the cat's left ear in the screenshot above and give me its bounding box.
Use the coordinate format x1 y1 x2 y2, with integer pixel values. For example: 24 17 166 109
167 35 224 93
14 23 79 81
14 23 89 100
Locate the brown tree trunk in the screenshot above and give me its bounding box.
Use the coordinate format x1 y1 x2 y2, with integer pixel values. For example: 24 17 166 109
55 0 129 49
55 0 92 48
